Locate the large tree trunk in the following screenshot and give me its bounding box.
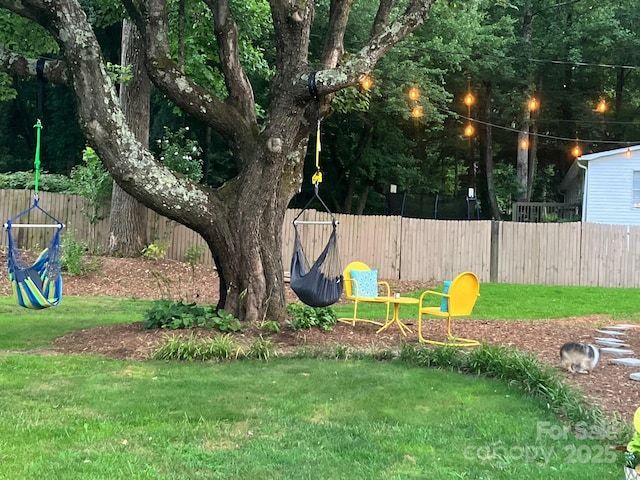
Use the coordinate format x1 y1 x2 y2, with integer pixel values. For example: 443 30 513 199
208 142 301 322
481 80 501 220
527 119 538 200
107 185 148 256
106 19 149 256
517 0 533 202
516 108 530 202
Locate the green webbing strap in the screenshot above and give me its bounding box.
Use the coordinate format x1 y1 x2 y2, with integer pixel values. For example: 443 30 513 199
33 119 42 198
34 57 47 200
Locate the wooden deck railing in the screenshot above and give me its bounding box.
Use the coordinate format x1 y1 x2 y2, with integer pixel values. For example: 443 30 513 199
511 202 581 222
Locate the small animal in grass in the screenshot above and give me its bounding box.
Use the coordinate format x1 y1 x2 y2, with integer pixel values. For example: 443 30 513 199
559 342 600 374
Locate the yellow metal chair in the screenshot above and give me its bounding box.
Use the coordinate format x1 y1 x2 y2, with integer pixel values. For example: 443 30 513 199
417 271 480 347
339 261 391 326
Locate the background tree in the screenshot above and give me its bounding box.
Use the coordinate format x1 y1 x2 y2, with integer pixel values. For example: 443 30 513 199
107 18 149 257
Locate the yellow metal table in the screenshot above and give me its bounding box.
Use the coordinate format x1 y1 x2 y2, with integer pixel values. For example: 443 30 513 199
376 296 419 336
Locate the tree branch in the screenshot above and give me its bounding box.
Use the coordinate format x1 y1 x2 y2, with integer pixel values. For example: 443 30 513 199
370 0 395 38
0 0 51 28
269 0 314 66
124 0 255 145
268 0 314 101
0 45 68 84
320 0 355 69
121 0 147 35
203 0 257 124
311 0 436 97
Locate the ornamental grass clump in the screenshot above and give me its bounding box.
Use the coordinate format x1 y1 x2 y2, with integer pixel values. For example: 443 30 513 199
153 333 243 362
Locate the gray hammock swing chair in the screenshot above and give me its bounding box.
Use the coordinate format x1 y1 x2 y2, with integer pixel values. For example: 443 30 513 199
290 184 343 307
290 77 343 307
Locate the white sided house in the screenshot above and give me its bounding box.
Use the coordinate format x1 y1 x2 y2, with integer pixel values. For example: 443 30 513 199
559 145 640 225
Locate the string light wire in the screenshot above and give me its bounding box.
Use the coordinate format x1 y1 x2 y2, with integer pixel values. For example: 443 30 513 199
530 58 640 70
441 107 639 147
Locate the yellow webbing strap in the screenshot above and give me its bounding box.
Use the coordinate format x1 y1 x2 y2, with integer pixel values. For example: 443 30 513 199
311 120 322 185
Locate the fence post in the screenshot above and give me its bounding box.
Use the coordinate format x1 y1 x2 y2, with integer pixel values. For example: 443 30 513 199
490 220 499 282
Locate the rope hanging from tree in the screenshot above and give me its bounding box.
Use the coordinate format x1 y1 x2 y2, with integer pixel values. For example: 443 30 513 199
289 73 343 307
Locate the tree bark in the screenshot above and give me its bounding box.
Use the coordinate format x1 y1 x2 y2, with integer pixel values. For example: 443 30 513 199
481 80 501 220
516 108 530 201
107 19 149 257
527 117 539 201
517 0 532 202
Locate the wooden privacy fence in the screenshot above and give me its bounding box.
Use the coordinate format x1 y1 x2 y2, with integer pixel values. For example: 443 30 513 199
2 189 640 288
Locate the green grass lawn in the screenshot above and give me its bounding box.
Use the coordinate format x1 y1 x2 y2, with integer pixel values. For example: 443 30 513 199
0 282 636 479
332 282 640 321
0 355 622 479
0 296 153 349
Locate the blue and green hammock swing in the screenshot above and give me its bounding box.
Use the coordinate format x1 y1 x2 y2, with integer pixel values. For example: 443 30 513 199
4 119 65 309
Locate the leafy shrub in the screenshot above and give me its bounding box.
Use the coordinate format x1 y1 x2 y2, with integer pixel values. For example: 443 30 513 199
260 320 281 334
184 244 207 267
37 173 76 193
142 300 241 332
210 309 242 332
154 126 203 182
60 231 98 275
141 240 170 260
69 146 112 223
286 302 337 331
0 171 73 192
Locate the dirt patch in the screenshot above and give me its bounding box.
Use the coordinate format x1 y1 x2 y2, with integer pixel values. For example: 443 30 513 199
1 253 639 423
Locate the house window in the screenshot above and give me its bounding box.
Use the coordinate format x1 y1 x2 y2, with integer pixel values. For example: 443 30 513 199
634 171 640 208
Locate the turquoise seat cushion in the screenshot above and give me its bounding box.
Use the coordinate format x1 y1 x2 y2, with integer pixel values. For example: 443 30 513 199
350 269 378 298
440 280 451 312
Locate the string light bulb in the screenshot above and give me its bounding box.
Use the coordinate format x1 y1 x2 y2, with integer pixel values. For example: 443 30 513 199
528 97 539 111
625 147 633 158
520 139 529 150
360 75 373 90
464 124 475 137
596 99 607 113
412 105 423 118
408 87 420 101
464 93 475 107
571 144 582 158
